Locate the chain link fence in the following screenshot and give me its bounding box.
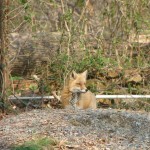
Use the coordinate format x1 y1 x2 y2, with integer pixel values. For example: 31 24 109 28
0 0 149 111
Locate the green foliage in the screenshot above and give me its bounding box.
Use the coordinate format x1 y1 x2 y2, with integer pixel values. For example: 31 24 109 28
113 99 150 112
29 84 38 92
24 15 31 22
18 0 32 24
48 51 111 86
13 144 39 150
19 0 27 5
10 76 23 81
0 101 3 108
12 137 57 150
76 0 85 8
19 0 29 10
72 52 108 72
63 9 73 22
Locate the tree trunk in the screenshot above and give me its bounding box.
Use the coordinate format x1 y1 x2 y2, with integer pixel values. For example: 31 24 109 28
0 0 9 113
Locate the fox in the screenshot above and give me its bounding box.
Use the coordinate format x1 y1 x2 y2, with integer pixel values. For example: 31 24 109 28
52 70 97 109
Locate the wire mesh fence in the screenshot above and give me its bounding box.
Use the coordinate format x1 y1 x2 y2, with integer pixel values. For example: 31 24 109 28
0 0 150 111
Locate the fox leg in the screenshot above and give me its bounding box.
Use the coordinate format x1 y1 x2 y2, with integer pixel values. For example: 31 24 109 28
51 91 61 101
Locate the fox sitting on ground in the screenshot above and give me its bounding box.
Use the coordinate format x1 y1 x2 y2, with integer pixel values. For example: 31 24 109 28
52 70 97 109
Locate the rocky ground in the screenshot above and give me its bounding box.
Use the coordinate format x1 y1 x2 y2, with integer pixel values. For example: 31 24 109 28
0 108 150 150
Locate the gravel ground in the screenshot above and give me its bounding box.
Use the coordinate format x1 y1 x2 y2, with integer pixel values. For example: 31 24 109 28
0 108 150 150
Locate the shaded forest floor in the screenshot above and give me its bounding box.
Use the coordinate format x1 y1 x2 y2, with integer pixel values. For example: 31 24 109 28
0 108 150 150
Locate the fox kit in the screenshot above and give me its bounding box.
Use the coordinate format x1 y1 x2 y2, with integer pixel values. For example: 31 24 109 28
53 70 97 109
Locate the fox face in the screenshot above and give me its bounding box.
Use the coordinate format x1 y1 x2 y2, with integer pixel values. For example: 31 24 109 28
68 70 88 93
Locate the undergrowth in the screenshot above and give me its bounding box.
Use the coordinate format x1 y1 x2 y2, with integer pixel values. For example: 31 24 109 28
12 137 57 150
48 50 112 87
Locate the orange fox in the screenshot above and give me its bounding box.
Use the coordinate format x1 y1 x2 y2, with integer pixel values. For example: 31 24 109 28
53 70 97 109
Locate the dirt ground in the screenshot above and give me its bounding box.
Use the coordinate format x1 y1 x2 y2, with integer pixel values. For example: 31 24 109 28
0 108 150 150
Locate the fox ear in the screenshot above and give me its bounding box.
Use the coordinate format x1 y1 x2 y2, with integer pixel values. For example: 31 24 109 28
70 70 77 79
82 70 88 79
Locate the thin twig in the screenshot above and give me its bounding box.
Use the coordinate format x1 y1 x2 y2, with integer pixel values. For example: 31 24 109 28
60 0 71 55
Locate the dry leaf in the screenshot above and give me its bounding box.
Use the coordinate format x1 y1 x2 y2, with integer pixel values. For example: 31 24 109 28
97 99 111 105
128 74 142 83
58 140 66 150
107 70 120 78
124 69 142 83
98 138 106 144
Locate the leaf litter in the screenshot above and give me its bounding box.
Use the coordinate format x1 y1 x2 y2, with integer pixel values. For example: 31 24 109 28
0 108 150 150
